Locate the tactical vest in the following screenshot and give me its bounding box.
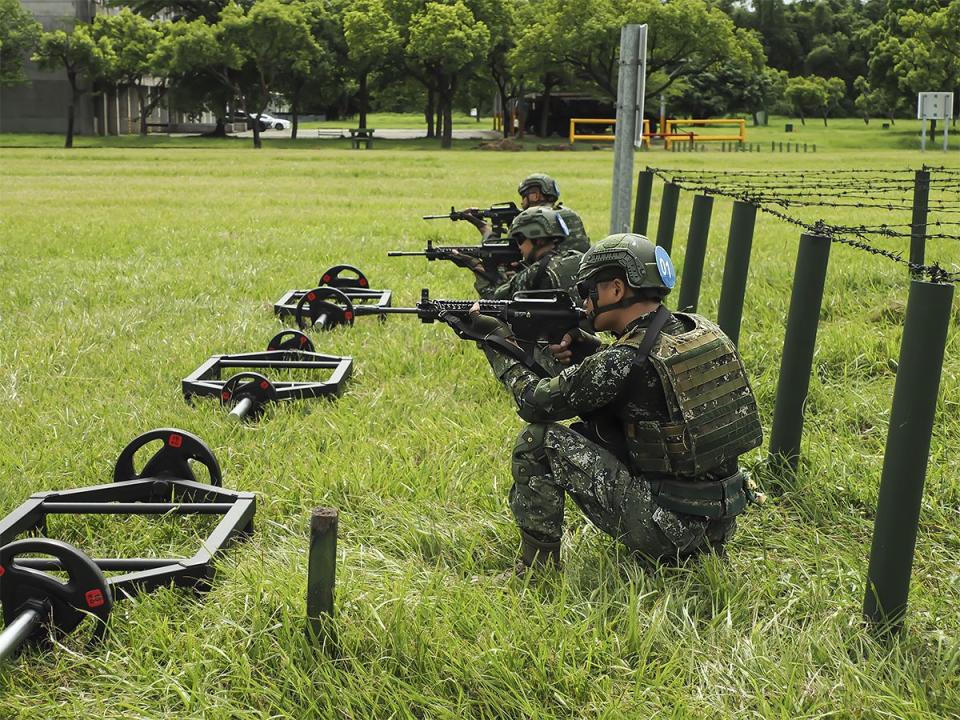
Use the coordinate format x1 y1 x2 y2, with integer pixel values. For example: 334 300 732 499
614 313 762 478
554 205 590 253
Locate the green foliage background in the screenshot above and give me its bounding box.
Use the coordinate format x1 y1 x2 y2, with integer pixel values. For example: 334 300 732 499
0 142 959 717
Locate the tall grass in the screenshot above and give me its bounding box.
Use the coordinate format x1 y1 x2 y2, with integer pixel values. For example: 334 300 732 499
0 142 958 718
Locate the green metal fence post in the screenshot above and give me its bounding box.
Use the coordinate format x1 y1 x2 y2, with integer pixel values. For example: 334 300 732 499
864 280 953 635
656 182 681 254
909 169 931 273
306 506 338 645
767 233 832 470
716 201 757 345
632 169 654 235
677 194 714 312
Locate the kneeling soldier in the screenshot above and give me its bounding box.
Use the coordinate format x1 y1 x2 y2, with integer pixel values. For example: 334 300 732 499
475 233 762 573
471 206 583 302
464 173 590 254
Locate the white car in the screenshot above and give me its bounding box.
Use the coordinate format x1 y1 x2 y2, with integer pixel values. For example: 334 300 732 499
257 113 291 130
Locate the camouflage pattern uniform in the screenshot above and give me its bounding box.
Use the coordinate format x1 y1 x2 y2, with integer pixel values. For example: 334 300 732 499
516 173 590 253
553 205 590 254
474 249 582 301
480 233 761 561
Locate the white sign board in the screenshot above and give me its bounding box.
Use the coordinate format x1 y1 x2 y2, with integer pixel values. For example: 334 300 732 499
917 92 954 121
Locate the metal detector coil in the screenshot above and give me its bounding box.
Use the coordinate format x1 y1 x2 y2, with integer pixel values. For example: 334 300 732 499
0 428 255 661
182 337 353 421
274 264 392 324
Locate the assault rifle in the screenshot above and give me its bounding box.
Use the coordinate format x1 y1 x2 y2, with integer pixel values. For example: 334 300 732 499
387 238 522 283
377 289 587 376
296 286 587 376
422 201 521 236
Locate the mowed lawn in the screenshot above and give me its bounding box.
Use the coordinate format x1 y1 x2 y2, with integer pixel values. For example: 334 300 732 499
0 141 959 719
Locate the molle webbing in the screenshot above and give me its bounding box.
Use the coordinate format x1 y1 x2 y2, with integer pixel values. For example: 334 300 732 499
620 314 762 477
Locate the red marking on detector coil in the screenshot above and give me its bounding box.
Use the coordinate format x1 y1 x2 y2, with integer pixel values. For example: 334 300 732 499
307 292 316 301
168 434 183 448
359 278 368 287
85 589 106 608
259 380 270 390
345 311 354 322
322 275 331 284
221 391 231 401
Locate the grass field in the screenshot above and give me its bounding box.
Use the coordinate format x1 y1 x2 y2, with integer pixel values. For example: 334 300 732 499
0 129 959 718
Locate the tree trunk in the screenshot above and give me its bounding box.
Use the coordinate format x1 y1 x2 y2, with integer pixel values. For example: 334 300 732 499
291 97 299 140
862 112 869 125
441 91 453 149
425 87 435 138
358 71 368 129
137 86 148 136
252 118 262 148
799 111 805 126
822 112 828 127
435 104 443 139
888 111 895 126
538 81 551 138
65 71 78 149
929 118 937 135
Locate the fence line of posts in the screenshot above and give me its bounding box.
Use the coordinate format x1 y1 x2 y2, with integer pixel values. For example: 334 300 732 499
632 167 954 636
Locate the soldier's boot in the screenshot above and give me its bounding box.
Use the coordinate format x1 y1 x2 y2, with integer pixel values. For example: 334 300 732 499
490 530 561 582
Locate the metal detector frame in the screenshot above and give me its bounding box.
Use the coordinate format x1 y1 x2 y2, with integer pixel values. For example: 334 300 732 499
182 349 353 402
274 287 393 320
0 478 255 599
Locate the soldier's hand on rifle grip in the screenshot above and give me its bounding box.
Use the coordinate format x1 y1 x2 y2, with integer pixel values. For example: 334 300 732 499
548 333 575 365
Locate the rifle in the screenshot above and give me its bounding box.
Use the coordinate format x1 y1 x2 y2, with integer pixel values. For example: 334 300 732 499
387 239 523 283
422 201 521 236
295 287 587 376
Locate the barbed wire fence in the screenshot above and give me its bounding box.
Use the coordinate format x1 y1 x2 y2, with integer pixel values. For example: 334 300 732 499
646 165 960 284
632 164 958 634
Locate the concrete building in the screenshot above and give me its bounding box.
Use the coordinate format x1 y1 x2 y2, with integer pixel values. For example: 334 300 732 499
0 0 99 134
0 0 215 135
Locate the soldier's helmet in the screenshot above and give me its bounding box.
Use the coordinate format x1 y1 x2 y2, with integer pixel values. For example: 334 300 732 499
508 206 570 243
517 173 560 202
577 233 676 297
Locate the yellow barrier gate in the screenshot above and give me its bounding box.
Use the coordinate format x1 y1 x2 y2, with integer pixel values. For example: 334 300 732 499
569 118 650 146
663 118 745 150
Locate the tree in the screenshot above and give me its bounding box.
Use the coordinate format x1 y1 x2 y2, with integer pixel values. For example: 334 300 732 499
510 0 570 137
784 74 845 126
32 25 116 147
150 17 244 137
343 0 401 129
403 1 490 148
521 0 764 104
92 9 169 135
900 0 960 129
0 0 42 87
219 0 320 148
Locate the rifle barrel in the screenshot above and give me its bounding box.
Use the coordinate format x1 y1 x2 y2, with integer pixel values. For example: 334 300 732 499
387 251 428 256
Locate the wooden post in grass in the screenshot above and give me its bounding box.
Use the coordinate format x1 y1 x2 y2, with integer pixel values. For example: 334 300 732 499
767 232 832 470
306 507 338 646
864 280 953 635
716 201 757 345
632 169 654 235
909 169 931 273
656 182 681 254
677 194 714 312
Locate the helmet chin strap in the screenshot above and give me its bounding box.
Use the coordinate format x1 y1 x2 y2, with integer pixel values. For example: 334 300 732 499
587 286 646 326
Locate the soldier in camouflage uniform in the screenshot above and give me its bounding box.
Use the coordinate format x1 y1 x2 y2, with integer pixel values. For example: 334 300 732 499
471 206 582 302
463 173 590 254
464 233 762 572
